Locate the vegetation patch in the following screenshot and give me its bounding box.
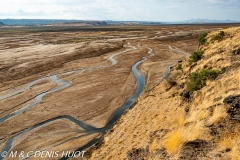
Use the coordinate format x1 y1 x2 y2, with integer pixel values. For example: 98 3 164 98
176 64 182 70
187 69 220 94
198 33 208 45
164 128 184 155
211 31 225 42
189 50 204 64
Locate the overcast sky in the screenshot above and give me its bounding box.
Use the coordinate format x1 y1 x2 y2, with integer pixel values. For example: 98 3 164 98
0 0 239 21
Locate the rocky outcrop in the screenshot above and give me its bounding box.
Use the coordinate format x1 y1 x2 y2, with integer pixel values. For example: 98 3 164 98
179 139 212 160
127 148 148 160
224 95 240 121
149 148 171 160
232 48 240 55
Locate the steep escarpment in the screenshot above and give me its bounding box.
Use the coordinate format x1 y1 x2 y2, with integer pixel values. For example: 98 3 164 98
90 27 240 160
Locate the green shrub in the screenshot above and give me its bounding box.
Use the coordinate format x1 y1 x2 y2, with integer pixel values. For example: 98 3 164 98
176 64 182 70
187 69 220 94
212 31 225 41
219 31 225 37
189 50 204 63
198 33 208 45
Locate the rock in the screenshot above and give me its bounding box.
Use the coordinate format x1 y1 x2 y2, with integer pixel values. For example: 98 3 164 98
223 95 240 120
151 148 171 160
127 148 148 160
0 22 4 26
181 89 190 100
213 96 222 102
224 95 240 108
165 76 177 91
185 106 190 113
232 48 240 55
179 139 212 160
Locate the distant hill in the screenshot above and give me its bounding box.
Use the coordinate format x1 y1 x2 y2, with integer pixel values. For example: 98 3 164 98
0 19 238 26
167 19 238 24
106 21 164 25
61 21 107 26
0 19 108 26
0 19 163 26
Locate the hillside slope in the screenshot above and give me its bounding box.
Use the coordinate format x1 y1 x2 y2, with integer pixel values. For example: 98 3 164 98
90 27 240 160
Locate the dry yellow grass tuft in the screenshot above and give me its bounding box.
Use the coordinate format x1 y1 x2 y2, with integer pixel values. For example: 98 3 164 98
207 105 227 125
185 108 210 123
186 121 211 141
164 121 211 157
164 128 184 156
231 144 240 160
176 115 185 127
218 133 236 150
149 138 163 153
218 133 240 160
217 123 240 160
149 138 157 153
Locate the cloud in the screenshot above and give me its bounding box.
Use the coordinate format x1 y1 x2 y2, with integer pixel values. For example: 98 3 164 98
165 5 181 9
0 0 239 21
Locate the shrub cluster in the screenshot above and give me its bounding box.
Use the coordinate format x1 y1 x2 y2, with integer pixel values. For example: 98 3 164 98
187 69 220 94
176 64 182 70
198 33 208 45
211 31 225 41
189 50 204 64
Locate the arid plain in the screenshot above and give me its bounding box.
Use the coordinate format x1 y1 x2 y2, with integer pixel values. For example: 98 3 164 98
0 24 237 159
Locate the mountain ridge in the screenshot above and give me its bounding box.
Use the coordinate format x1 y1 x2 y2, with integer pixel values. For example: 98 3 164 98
0 19 238 26
167 18 237 24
